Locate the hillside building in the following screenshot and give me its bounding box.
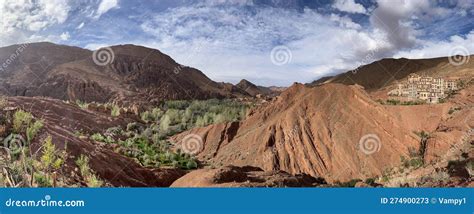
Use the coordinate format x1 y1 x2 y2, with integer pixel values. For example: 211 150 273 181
388 74 458 103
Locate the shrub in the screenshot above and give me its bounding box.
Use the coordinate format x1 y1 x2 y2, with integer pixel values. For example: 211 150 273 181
90 133 106 142
105 126 123 138
151 108 163 121
26 119 44 143
448 107 461 115
39 136 64 171
165 100 190 110
415 131 430 161
75 100 89 109
382 99 424 106
185 159 198 169
466 160 474 177
90 133 114 144
85 99 251 170
365 178 376 186
13 110 33 133
160 115 171 132
76 155 104 187
0 96 7 109
112 135 197 169
164 109 182 125
400 156 409 168
34 136 67 187
140 111 151 122
126 122 140 132
141 99 251 135
409 157 423 168
0 136 68 187
194 116 206 127
401 155 423 169
111 104 121 117
385 99 401 105
141 128 153 138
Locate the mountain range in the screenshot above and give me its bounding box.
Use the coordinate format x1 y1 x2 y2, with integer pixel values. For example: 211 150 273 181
0 42 279 106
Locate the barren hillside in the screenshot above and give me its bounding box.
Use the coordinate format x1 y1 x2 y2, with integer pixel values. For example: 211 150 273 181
0 43 249 105
172 83 426 182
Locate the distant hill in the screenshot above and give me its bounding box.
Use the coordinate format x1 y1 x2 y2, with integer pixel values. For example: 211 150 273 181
235 79 283 97
0 42 248 105
308 56 474 90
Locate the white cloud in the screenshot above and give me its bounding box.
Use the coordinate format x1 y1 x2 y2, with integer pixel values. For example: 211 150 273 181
369 0 454 52
138 5 386 85
394 31 474 59
0 0 471 86
0 0 70 32
136 1 471 86
330 13 361 29
94 0 119 19
332 0 367 14
60 32 70 41
0 0 70 46
203 0 253 6
76 22 85 29
456 0 474 12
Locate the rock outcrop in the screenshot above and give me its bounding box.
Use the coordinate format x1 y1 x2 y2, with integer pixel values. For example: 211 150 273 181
171 165 325 187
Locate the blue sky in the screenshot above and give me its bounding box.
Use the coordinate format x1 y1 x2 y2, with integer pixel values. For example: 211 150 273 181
1 0 473 86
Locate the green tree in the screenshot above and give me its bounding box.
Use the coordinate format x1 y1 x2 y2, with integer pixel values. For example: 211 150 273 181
160 115 171 132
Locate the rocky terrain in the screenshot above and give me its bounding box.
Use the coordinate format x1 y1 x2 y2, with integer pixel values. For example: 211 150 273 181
0 42 472 187
171 165 326 187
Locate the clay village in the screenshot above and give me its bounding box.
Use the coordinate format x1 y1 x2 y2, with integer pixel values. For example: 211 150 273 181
388 74 458 103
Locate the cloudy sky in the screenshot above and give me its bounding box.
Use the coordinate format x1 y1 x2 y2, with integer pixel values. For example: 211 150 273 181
0 0 473 86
